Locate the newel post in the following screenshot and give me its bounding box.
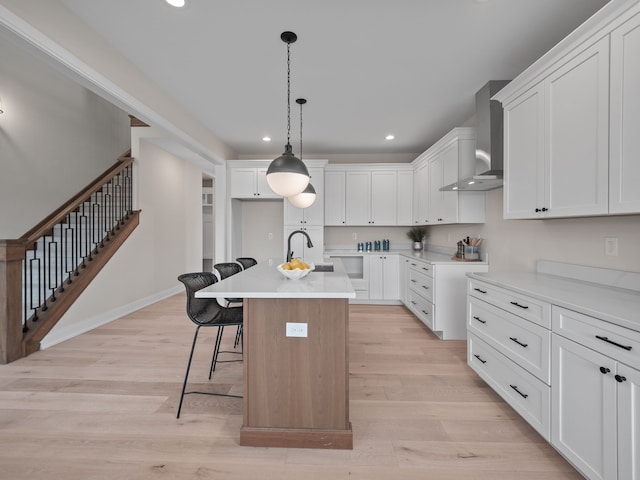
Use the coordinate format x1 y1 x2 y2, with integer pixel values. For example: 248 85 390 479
0 240 27 364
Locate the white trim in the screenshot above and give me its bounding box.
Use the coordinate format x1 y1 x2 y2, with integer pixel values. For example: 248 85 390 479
40 285 183 349
0 5 224 166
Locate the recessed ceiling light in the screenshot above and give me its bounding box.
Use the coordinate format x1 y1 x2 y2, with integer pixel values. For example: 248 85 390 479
385 134 395 140
262 136 271 142
166 0 186 7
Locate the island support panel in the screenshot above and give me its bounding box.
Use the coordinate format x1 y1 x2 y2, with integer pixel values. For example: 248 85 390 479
240 297 352 449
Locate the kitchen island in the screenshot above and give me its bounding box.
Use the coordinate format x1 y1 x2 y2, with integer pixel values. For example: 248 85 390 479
196 260 356 449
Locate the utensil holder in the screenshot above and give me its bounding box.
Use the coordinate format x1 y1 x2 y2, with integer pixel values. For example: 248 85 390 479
464 246 479 260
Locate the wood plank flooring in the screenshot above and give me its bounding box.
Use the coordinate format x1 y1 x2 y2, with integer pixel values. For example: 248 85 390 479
0 296 582 479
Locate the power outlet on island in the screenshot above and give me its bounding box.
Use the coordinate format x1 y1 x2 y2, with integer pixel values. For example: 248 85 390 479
286 322 308 337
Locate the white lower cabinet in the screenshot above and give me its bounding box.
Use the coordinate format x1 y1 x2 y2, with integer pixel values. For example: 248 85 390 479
467 272 640 480
368 254 399 301
552 306 640 480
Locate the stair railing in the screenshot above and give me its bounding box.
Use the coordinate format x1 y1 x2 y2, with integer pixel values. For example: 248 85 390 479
0 151 139 363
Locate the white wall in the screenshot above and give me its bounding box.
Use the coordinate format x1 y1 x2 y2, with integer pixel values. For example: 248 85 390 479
0 34 130 237
44 137 204 347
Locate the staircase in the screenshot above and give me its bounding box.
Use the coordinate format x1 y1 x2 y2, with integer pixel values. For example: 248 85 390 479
0 152 140 363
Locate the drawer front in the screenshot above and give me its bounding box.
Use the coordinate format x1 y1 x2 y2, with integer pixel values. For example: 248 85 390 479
409 269 433 302
408 259 433 278
408 290 434 330
468 333 550 441
468 298 551 384
553 306 640 369
468 279 551 329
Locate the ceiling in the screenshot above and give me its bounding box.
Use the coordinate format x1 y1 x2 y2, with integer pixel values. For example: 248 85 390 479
58 0 609 158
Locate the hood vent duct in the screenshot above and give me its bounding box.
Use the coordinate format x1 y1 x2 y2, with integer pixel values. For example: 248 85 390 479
440 80 510 192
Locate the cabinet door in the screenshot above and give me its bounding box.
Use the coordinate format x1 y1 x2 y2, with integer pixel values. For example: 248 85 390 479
284 167 324 225
551 334 617 480
346 171 371 225
428 156 443 223
397 171 413 225
412 163 429 224
256 167 278 198
370 171 396 225
324 170 346 225
503 86 545 219
610 12 640 214
546 37 609 217
368 254 399 300
399 257 410 305
617 363 640 480
229 168 258 198
440 143 459 224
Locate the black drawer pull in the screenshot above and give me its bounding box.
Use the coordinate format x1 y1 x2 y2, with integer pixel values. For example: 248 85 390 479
422 267 429 271
615 374 627 383
510 301 529 309
509 384 528 399
474 288 487 294
595 335 632 351
411 279 417 283
599 366 611 374
474 354 487 364
473 316 486 324
421 310 429 316
509 337 528 348
422 285 429 290
410 301 417 305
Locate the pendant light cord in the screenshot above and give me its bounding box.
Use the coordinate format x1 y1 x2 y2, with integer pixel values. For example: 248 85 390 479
299 100 303 161
286 41 291 146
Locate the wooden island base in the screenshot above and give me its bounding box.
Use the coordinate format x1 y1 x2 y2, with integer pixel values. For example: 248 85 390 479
242 297 352 449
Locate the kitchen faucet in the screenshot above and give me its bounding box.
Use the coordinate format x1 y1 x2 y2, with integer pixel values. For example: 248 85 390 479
286 230 313 263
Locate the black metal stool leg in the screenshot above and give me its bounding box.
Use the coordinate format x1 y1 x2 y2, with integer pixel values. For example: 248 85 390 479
209 325 224 380
177 325 201 419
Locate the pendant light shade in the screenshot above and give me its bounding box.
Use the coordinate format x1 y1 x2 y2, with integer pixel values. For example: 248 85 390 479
288 97 316 208
266 31 310 197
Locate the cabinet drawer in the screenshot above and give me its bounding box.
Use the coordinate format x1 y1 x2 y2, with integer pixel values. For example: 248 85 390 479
553 306 640 369
468 298 551 384
468 279 551 328
408 290 434 331
408 259 433 278
409 269 433 302
468 333 550 440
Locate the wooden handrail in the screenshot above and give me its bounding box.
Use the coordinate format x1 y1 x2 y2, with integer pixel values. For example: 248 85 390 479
20 151 134 245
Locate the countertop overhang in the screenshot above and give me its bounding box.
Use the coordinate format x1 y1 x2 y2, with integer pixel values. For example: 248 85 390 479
195 259 356 299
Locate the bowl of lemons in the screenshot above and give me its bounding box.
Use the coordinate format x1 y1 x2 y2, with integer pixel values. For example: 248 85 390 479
277 258 315 280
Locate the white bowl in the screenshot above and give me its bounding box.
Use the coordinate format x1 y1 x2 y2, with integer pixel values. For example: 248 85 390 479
277 262 315 280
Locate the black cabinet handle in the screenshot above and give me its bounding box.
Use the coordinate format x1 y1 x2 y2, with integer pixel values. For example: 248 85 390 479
474 354 487 364
473 316 486 324
509 384 528 399
600 366 611 374
411 279 417 283
541 207 548 212
422 285 429 290
411 301 417 305
474 288 487 294
422 267 429 271
595 335 632 351
509 337 528 348
510 301 529 309
421 310 429 316
615 374 627 383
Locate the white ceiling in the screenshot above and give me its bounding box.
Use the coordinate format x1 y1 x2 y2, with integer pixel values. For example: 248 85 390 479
59 0 609 157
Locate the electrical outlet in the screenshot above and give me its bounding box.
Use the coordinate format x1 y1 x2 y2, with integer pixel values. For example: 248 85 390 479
286 322 308 337
605 237 619 256
352 232 357 240
268 232 273 240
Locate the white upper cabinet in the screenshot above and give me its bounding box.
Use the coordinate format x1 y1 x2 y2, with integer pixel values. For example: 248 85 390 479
325 165 413 226
497 0 640 219
324 170 346 225
503 37 609 219
229 167 278 199
412 127 485 225
284 167 325 226
610 10 640 214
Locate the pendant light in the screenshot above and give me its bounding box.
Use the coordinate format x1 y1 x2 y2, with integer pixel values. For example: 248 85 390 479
289 98 316 208
266 31 310 197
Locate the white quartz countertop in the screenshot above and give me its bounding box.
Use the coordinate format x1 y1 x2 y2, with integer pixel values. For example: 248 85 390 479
468 271 640 333
195 260 356 299
325 248 488 265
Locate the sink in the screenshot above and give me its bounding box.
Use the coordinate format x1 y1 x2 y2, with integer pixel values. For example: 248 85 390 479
313 264 334 272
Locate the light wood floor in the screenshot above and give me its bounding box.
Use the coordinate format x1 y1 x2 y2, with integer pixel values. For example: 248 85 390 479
0 296 582 479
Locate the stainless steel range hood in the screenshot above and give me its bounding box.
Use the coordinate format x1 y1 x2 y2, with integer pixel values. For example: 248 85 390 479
441 80 510 191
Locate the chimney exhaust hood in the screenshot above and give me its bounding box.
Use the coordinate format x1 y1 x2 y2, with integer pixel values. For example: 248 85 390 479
440 80 510 192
